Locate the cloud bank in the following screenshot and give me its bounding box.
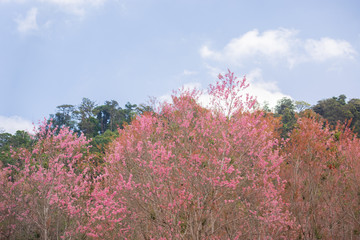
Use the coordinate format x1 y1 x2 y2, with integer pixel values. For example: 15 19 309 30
198 28 357 109
200 28 357 68
304 38 356 62
0 116 35 134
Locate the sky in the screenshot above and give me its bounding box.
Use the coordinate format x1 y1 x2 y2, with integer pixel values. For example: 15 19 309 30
0 0 359 134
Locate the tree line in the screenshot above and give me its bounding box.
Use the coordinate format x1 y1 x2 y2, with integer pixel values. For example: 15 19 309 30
271 94 360 138
1 94 360 167
0 99 141 166
49 98 152 137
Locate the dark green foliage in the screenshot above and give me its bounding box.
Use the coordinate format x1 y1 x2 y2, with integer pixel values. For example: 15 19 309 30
275 97 297 138
94 100 121 134
0 130 34 166
90 129 119 166
78 116 99 138
47 98 151 139
275 98 295 115
313 95 352 125
94 101 139 134
74 98 99 137
0 132 11 148
91 130 118 152
49 104 77 131
348 98 360 135
313 95 360 135
124 102 138 124
94 103 111 134
41 98 153 163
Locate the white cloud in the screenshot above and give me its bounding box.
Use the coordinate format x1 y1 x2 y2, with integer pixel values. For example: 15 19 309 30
200 45 219 59
200 28 357 68
4 0 107 17
8 0 109 34
305 38 357 61
223 29 295 61
38 0 107 16
0 116 35 134
245 69 291 109
183 70 198 76
200 29 298 66
15 7 39 34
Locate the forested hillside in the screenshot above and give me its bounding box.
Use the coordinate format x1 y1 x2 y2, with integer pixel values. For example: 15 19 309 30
1 71 360 239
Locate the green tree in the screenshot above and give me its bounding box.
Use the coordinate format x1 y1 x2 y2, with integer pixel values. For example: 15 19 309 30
295 100 311 113
275 98 295 115
337 94 347 105
275 97 297 138
50 104 76 130
105 100 121 131
347 98 360 135
90 129 119 167
123 102 138 125
313 95 353 126
75 98 99 137
94 104 111 134
94 101 139 134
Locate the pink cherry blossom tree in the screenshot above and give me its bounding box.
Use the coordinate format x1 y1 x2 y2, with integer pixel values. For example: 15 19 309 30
281 115 360 239
0 122 92 239
100 70 297 239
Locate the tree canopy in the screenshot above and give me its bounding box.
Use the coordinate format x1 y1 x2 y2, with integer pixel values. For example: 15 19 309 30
313 94 360 135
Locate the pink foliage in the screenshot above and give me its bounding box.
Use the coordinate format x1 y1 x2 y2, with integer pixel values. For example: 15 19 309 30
281 116 360 239
0 122 92 239
209 69 256 117
101 71 296 238
3 70 340 239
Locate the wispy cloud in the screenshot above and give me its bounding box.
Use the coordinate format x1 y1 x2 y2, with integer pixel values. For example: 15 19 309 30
0 116 35 134
6 0 109 27
183 70 198 76
0 0 26 3
305 38 357 62
38 0 107 16
8 0 109 34
39 0 105 6
15 7 39 34
200 28 357 68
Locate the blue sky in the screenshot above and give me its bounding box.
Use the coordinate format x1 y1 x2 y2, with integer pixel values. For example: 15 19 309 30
1 0 359 133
